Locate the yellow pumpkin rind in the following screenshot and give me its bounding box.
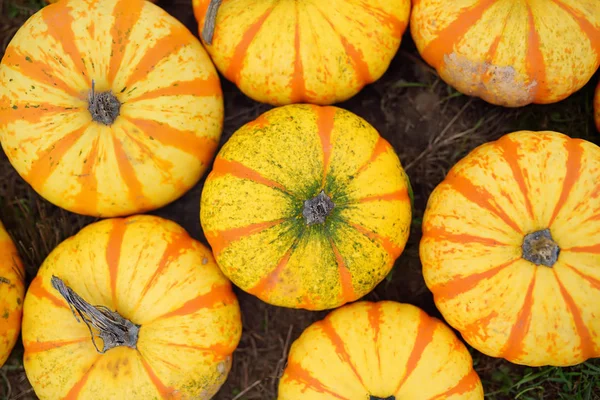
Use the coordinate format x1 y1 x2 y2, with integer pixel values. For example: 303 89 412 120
0 0 223 218
0 220 25 367
200 104 412 311
22 215 242 400
420 130 600 367
192 0 411 106
277 301 484 399
410 0 600 107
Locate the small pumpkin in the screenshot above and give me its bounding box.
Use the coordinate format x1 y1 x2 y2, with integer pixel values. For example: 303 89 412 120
0 0 223 217
420 130 600 367
191 0 411 106
595 78 600 132
0 220 25 367
278 301 484 399
410 1 600 107
200 104 412 310
22 215 242 399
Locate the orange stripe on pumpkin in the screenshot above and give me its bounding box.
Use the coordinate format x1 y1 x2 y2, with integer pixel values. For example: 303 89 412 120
161 341 235 357
127 75 222 102
315 105 337 186
124 24 194 89
423 225 508 246
554 269 596 359
445 173 523 234
428 369 481 400
565 243 600 254
25 125 88 191
367 302 383 373
564 263 600 290
70 137 100 215
328 237 356 303
108 0 144 85
525 5 549 102
41 3 91 88
289 3 307 103
283 361 349 399
246 246 294 298
356 188 410 204
354 137 391 178
420 0 497 68
125 117 219 166
0 100 78 126
319 317 367 389
357 1 406 38
205 218 286 256
112 131 153 211
346 221 403 260
501 268 536 361
1 46 81 98
394 311 437 394
24 338 87 354
106 219 127 308
156 284 236 320
497 136 534 220
63 361 97 400
140 357 180 400
549 140 584 226
551 0 600 64
431 259 518 301
210 157 290 193
27 276 67 309
225 6 275 84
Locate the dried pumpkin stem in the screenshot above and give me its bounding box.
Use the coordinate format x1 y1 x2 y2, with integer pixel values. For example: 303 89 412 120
88 79 121 126
521 228 560 267
303 190 334 226
201 0 222 44
51 275 140 354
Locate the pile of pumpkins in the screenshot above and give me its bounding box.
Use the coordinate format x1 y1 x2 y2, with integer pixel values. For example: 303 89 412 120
0 0 599 399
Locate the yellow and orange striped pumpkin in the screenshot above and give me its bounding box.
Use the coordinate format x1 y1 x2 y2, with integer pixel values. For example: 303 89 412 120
278 301 484 399
200 104 413 310
22 215 242 399
191 0 411 106
0 0 223 217
595 79 600 132
0 220 25 367
420 130 600 367
410 0 600 107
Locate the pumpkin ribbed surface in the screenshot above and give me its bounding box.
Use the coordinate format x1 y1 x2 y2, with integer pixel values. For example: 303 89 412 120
278 301 484 399
420 130 600 367
22 215 242 399
410 0 600 107
200 104 412 310
192 0 411 106
0 0 223 217
0 220 25 367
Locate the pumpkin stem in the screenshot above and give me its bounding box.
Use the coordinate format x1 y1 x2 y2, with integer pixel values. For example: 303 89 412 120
51 275 140 354
521 228 560 267
370 396 395 400
88 80 121 126
201 0 222 44
303 190 334 226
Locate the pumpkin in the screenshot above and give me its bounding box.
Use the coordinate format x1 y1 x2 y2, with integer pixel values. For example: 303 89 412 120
420 130 600 367
410 0 600 107
278 301 484 399
200 104 412 310
0 0 223 218
0 220 25 367
22 215 242 399
595 79 600 132
191 0 411 106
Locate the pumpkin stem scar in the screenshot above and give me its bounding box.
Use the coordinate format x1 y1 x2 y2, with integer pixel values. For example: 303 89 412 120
303 190 335 226
0 277 10 284
51 275 140 353
201 0 222 44
521 228 560 267
370 396 395 400
88 79 121 126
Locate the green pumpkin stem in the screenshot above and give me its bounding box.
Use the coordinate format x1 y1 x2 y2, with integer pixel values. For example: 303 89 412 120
51 275 140 354
521 228 560 267
88 79 121 126
201 0 222 45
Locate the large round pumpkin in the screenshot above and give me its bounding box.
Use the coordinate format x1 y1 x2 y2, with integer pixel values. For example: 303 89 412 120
200 104 412 310
0 0 223 217
595 79 600 132
0 220 25 367
191 0 411 106
278 301 484 399
420 130 600 367
410 1 600 107
22 215 241 399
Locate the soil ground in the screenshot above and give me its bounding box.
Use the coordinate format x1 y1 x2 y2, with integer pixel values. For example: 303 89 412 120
1 0 600 399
